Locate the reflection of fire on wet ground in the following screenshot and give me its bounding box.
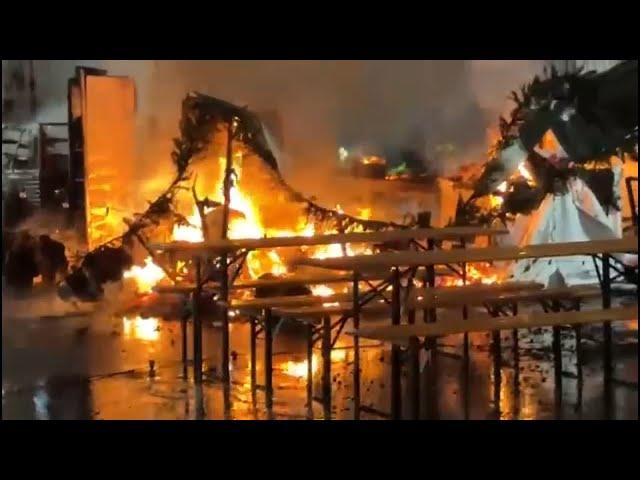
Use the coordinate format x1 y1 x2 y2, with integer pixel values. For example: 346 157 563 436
2 306 637 420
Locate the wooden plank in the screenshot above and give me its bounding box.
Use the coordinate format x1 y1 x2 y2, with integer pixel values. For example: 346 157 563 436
409 281 543 301
355 306 638 342
227 271 389 289
153 274 357 294
149 226 508 255
231 293 353 310
293 237 639 272
152 266 459 295
274 301 390 318
409 285 602 309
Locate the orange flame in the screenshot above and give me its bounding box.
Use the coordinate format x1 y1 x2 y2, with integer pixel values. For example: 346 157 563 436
281 349 348 379
123 257 167 293
122 316 160 342
440 264 501 287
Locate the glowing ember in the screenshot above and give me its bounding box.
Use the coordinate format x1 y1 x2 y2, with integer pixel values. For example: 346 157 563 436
172 210 204 243
312 243 345 259
489 181 509 209
122 316 160 341
281 350 348 378
440 264 501 287
311 284 336 297
357 207 372 220
518 162 534 182
361 155 386 166
331 349 347 362
282 358 316 378
123 257 166 293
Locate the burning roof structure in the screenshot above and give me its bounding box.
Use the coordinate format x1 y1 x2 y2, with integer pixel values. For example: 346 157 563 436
464 60 637 221
454 60 638 286
59 92 414 301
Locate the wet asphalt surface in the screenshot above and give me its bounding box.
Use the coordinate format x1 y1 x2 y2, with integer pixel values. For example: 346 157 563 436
2 287 638 420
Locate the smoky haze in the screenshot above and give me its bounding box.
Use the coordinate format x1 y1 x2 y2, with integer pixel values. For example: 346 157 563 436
127 60 544 188
17 60 544 202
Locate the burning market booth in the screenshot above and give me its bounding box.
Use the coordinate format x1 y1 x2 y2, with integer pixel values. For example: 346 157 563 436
53 62 637 418
59 85 447 392
449 60 638 288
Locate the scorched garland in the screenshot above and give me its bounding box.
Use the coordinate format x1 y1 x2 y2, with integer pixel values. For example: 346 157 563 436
59 93 411 301
456 60 638 226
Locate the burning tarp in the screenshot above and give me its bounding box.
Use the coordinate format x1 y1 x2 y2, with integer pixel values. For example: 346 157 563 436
459 61 638 286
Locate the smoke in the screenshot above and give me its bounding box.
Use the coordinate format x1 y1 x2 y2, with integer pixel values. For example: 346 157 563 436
22 60 545 210
122 61 545 181
469 60 545 122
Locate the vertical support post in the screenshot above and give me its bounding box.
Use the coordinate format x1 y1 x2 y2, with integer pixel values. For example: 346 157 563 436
415 213 430 328
408 336 420 420
460 238 470 419
391 267 402 420
423 254 438 420
575 323 584 408
192 257 203 384
352 271 361 420
322 315 332 420
220 251 231 413
461 237 469 361
512 303 519 393
307 323 314 419
250 316 257 401
336 218 348 257
181 308 188 380
552 325 563 413
219 116 235 413
492 329 501 417
425 242 436 323
194 383 205 420
264 308 274 412
574 297 583 409
601 254 613 417
221 119 234 240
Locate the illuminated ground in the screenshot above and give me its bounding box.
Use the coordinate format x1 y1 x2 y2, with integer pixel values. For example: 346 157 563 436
2 287 637 420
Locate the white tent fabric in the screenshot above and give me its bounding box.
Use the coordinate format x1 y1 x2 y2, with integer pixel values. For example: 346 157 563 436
500 167 628 286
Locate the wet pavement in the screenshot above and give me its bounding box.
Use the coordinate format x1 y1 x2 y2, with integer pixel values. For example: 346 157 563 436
2 288 638 420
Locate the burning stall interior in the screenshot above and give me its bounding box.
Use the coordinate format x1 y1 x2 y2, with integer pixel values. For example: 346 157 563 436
443 61 638 287
3 60 637 305
2 60 638 421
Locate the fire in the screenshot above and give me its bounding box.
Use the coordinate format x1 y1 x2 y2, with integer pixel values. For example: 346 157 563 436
122 315 160 342
246 250 288 279
311 284 336 297
170 153 292 278
361 155 386 166
488 162 535 210
282 359 315 378
166 150 376 282
440 263 501 287
172 210 204 243
357 207 372 220
518 162 534 182
489 181 508 209
123 256 167 293
281 349 348 379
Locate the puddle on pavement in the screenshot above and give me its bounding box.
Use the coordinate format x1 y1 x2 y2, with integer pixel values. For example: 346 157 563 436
3 291 638 420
